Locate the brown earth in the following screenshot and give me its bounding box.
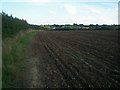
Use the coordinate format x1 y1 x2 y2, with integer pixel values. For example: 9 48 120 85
22 30 120 88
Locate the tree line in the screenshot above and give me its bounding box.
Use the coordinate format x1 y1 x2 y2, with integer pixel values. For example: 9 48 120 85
49 24 120 31
1 11 42 39
2 11 120 39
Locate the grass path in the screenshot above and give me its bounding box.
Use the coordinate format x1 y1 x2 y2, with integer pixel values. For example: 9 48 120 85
2 31 37 88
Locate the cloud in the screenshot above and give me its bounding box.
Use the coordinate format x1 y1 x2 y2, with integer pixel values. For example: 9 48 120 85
30 4 118 25
1 0 51 3
64 4 77 15
74 4 118 24
60 3 118 25
49 10 56 15
30 0 50 3
28 3 118 25
1 0 119 3
101 2 117 6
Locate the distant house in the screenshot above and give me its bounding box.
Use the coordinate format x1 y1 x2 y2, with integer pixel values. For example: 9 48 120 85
52 27 56 30
81 26 89 30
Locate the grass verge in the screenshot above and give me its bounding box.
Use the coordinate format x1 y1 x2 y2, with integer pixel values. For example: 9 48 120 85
2 30 36 88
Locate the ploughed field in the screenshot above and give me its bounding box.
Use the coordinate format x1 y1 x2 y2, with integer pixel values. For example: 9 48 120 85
23 30 120 88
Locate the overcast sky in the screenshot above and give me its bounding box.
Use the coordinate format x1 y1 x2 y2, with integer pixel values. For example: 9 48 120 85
1 0 120 25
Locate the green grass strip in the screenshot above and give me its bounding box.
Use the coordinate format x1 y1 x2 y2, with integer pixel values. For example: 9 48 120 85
2 31 36 88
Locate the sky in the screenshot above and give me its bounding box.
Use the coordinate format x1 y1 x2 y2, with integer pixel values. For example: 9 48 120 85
1 0 120 25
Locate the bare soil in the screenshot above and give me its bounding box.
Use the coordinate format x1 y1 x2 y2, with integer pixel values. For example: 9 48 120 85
22 30 120 88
